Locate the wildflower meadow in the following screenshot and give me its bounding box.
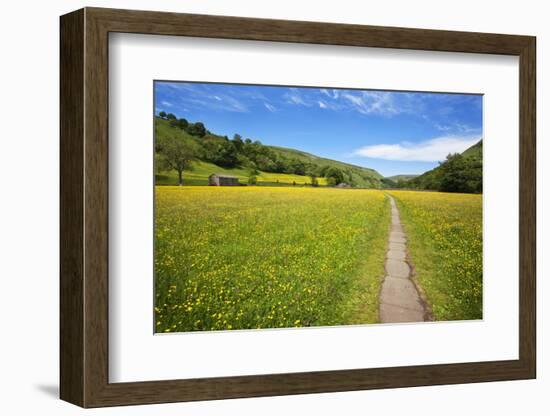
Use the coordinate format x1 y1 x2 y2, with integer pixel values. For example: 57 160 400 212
154 186 390 332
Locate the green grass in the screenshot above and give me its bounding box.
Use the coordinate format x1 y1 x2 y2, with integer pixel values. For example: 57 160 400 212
389 190 482 321
154 186 390 332
155 160 328 186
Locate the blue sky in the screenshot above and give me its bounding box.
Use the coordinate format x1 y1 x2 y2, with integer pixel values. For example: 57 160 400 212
154 81 482 177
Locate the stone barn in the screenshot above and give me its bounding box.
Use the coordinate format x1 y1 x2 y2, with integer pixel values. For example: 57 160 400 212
208 173 240 186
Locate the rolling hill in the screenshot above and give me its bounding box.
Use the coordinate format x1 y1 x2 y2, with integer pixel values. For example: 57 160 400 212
386 174 419 182
155 117 385 188
405 140 482 193
461 140 483 159
267 145 383 188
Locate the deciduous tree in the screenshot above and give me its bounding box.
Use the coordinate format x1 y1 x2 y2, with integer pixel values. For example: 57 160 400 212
157 136 198 186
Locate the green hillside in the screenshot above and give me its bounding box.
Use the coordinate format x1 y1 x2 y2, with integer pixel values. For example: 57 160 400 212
405 140 482 193
461 140 483 159
386 174 419 182
268 146 383 188
154 117 384 188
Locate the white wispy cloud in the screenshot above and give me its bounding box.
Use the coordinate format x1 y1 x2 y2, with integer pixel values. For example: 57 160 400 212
286 93 308 106
453 122 480 133
219 95 248 112
284 88 409 116
157 83 248 113
434 123 452 131
353 136 480 162
320 89 339 99
161 100 173 107
264 103 277 112
341 91 399 116
162 83 201 93
319 88 340 99
435 122 481 134
197 94 247 112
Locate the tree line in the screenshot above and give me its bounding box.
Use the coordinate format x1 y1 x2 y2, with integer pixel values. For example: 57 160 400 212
159 111 208 137
395 145 482 194
156 112 362 186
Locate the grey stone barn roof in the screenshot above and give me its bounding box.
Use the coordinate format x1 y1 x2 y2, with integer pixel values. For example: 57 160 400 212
209 173 238 179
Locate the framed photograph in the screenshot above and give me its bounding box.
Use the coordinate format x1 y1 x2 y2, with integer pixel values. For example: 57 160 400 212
60 7 536 408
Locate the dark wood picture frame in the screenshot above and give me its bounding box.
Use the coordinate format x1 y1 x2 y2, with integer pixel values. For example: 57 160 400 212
60 7 536 408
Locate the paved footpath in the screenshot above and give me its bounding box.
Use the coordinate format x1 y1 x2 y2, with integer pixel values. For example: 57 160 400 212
379 196 426 323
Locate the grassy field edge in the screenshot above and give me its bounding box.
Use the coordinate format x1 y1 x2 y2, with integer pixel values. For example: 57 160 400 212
345 195 390 324
389 191 483 321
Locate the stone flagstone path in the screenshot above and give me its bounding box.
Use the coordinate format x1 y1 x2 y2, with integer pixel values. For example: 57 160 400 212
379 196 426 323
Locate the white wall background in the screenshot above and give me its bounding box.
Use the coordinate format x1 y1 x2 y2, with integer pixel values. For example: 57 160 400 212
0 0 545 414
